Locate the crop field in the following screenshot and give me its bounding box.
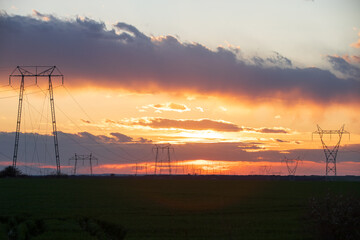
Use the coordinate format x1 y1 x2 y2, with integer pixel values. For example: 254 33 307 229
0 176 359 240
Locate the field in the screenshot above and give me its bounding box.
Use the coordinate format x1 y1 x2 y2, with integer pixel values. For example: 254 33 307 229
1 176 359 239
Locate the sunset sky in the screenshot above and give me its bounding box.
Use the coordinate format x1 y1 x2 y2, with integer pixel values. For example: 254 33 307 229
0 0 359 175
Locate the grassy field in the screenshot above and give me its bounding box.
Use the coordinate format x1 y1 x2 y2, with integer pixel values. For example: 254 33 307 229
0 176 359 239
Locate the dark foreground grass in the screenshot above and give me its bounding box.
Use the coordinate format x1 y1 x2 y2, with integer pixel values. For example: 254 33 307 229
0 176 359 239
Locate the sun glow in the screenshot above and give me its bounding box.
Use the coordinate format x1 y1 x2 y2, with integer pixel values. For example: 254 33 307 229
178 130 224 141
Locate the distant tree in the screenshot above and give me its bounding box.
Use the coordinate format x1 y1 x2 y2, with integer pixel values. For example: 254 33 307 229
0 166 24 177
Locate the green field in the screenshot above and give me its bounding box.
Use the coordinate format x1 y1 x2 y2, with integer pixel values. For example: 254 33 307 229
1 176 359 239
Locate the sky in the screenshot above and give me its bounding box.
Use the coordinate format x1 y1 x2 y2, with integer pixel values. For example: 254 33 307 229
0 0 359 176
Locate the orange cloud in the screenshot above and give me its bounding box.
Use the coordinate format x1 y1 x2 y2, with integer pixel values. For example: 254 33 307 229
80 119 91 124
342 55 360 63
125 118 241 132
144 102 190 112
105 119 116 124
350 31 360 48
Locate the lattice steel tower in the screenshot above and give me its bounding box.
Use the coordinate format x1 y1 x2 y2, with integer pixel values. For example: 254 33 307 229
313 125 349 176
10 66 64 175
282 156 301 176
69 153 98 175
153 144 173 175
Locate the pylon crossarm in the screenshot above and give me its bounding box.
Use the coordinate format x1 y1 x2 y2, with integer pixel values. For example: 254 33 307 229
9 66 64 85
69 153 97 175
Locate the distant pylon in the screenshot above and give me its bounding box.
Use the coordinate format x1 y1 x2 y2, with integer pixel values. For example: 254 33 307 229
69 153 98 175
313 125 350 176
132 163 147 176
10 66 64 175
259 165 272 175
282 156 301 176
153 144 173 175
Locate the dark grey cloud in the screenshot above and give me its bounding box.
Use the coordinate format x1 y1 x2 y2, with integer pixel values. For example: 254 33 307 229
114 22 150 41
0 12 359 105
253 52 292 67
241 127 289 134
257 128 289 134
110 132 133 142
0 131 153 169
32 10 56 22
327 55 360 79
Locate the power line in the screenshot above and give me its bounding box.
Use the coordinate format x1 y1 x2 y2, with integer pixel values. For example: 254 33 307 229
61 85 149 163
0 151 12 161
19 87 129 165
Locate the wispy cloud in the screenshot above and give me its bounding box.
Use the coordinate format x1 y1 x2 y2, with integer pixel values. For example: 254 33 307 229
80 119 91 124
256 128 289 134
350 31 360 48
143 103 190 112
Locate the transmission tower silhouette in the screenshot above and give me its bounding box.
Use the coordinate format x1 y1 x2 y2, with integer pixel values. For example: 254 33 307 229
313 125 350 176
259 165 272 175
132 163 148 176
69 153 98 175
153 144 173 175
282 156 301 176
10 66 64 175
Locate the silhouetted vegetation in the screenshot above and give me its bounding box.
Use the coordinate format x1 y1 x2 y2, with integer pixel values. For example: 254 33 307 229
0 214 45 240
80 217 126 240
0 215 126 240
0 166 24 177
309 192 360 240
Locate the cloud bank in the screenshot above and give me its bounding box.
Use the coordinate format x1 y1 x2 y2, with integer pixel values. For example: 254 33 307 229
105 117 290 133
0 132 359 176
0 12 359 105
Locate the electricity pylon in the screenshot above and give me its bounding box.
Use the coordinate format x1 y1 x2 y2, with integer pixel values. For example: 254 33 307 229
132 163 147 176
153 144 173 175
69 153 98 175
259 165 272 175
313 125 350 176
10 66 63 175
282 156 301 176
